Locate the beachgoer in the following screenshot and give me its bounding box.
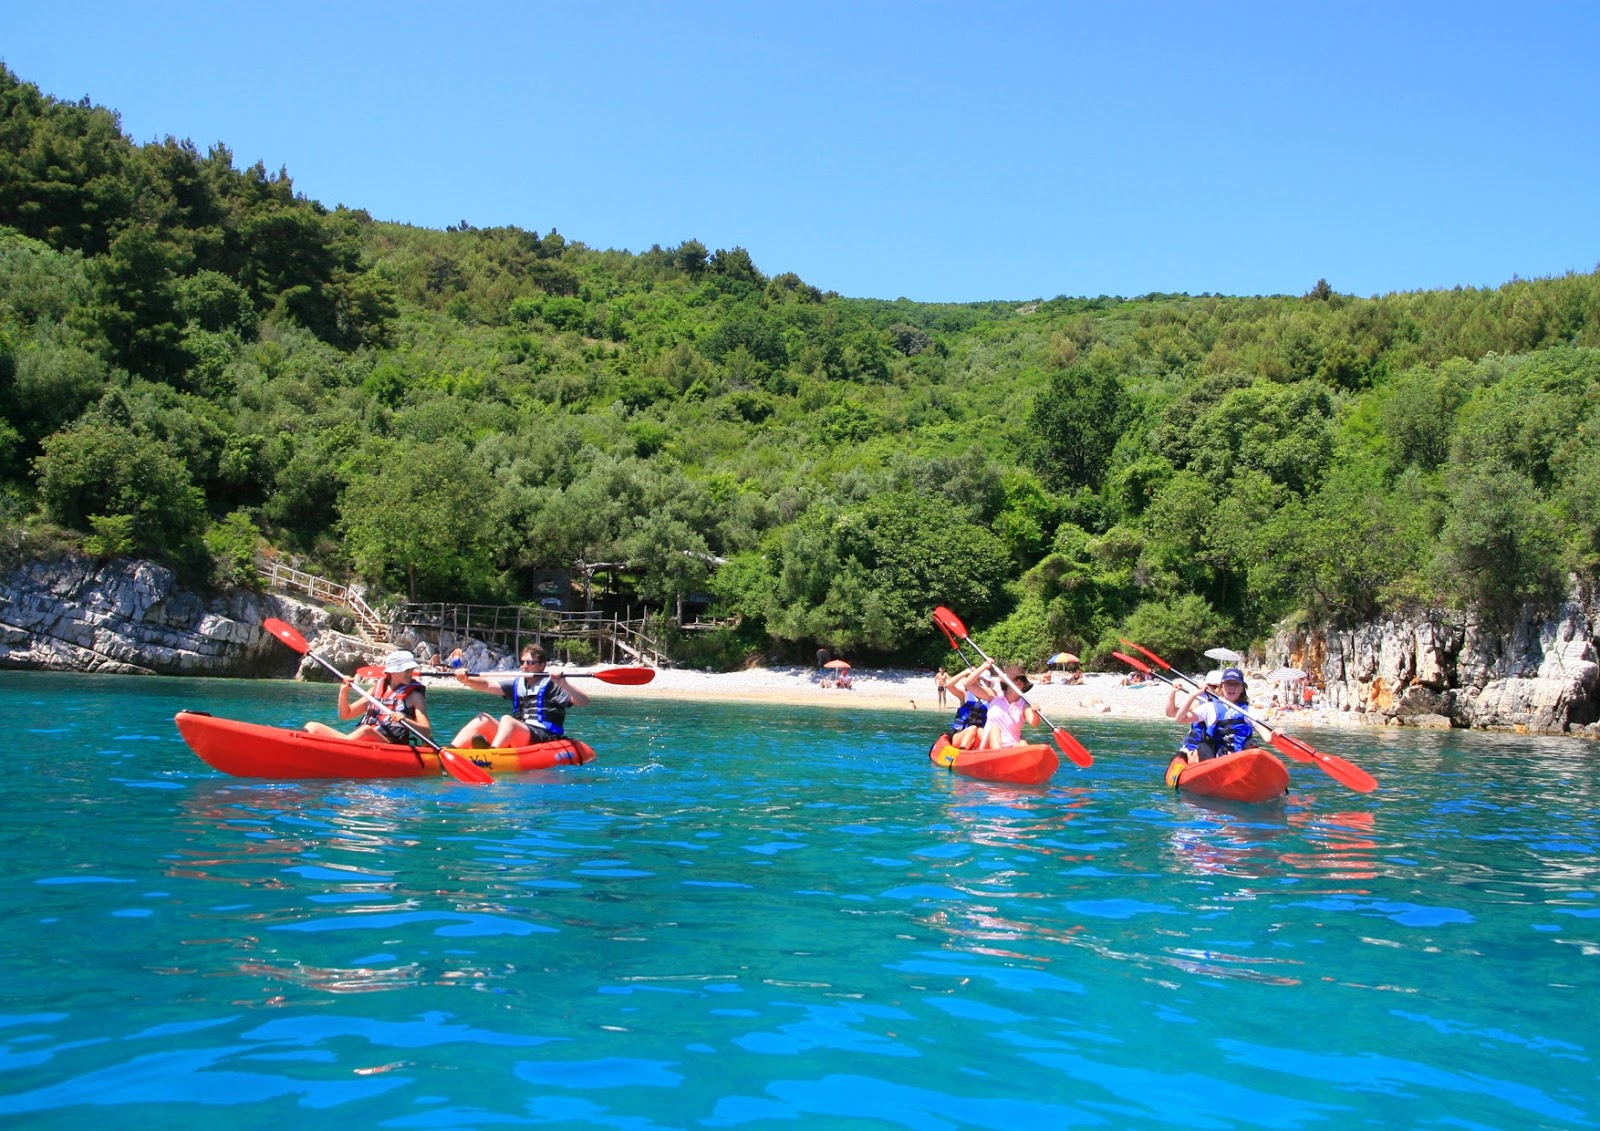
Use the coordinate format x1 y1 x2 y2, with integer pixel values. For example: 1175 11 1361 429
966 659 1041 750
1173 666 1256 763
936 669 949 708
448 643 589 748
304 649 431 744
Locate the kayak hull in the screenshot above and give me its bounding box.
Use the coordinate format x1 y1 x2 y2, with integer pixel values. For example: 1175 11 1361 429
1169 748 1288 804
174 710 595 779
928 735 1058 785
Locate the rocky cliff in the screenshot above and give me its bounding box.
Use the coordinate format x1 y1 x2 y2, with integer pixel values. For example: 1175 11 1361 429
1264 580 1600 736
0 554 374 680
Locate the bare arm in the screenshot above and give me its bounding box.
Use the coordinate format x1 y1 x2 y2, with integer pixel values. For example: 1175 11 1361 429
550 672 589 707
1173 688 1206 726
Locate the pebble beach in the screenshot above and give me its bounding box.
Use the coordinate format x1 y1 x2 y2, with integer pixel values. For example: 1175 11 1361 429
426 664 1347 727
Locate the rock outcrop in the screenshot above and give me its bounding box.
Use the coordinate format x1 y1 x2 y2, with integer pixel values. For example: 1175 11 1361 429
0 553 370 679
1265 580 1600 736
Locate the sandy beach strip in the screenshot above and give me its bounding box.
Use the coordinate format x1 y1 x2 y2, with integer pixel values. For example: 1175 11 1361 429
427 667 1174 720
421 664 1350 729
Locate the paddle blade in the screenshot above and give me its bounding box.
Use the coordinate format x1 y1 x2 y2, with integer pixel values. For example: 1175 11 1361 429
1121 639 1172 671
1052 727 1093 768
589 667 656 685
438 748 495 785
1271 732 1378 793
1111 650 1152 675
1269 731 1316 762
356 665 384 679
263 617 309 654
931 606 970 643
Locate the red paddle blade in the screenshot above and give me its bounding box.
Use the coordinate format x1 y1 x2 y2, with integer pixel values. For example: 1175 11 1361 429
1120 638 1172 671
356 665 384 679
438 748 495 785
1052 728 1093 768
590 667 656 685
1271 732 1378 793
931 606 970 642
1111 650 1153 675
263 617 309 654
1269 731 1315 762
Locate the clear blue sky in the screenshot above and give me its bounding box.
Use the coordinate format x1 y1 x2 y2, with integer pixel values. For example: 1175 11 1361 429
4 1 1597 302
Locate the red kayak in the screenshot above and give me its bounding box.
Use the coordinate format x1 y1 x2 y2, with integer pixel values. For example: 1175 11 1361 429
928 735 1059 785
174 710 595 780
1165 748 1288 804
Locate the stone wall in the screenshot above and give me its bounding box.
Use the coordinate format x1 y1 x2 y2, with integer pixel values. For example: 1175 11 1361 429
0 554 372 680
1265 580 1600 735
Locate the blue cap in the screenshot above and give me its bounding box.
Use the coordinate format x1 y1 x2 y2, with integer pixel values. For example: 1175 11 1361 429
1220 667 1245 684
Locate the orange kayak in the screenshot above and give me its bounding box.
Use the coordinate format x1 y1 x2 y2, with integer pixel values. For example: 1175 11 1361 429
927 735 1059 785
1166 748 1288 804
174 710 595 779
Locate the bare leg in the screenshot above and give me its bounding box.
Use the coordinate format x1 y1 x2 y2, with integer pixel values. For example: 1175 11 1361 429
450 713 496 747
492 717 533 747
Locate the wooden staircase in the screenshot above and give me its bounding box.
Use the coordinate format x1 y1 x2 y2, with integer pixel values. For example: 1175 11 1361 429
257 558 388 643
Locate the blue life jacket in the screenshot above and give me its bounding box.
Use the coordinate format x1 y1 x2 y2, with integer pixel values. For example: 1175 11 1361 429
949 694 988 734
1199 697 1256 754
512 675 568 735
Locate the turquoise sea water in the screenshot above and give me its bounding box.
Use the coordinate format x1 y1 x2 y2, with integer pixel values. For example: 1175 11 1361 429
0 671 1595 1130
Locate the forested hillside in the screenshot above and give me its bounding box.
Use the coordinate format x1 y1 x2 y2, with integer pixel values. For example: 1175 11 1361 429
4 64 1600 670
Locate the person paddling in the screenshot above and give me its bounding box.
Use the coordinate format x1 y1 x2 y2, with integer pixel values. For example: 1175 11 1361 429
304 649 432 744
965 658 1041 750
1173 666 1256 763
944 665 991 749
448 643 589 749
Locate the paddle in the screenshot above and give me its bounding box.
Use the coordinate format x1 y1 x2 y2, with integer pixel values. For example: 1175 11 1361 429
263 618 494 785
1116 639 1377 793
931 606 1092 767
453 666 655 685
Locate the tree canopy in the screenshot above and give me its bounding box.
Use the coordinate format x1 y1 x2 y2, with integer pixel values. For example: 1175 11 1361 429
4 63 1600 670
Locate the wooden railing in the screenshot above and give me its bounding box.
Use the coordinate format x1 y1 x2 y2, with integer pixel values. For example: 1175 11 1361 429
257 558 387 643
390 602 669 667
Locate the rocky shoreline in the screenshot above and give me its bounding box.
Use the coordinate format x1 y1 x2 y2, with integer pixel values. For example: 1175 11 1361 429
3 553 1597 737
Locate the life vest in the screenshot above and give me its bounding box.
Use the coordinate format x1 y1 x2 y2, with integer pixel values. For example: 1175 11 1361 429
511 675 568 735
949 694 988 733
1198 697 1257 754
363 679 425 740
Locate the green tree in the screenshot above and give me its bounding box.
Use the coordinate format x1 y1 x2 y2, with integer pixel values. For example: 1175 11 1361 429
34 418 205 558
338 440 506 599
1028 364 1128 491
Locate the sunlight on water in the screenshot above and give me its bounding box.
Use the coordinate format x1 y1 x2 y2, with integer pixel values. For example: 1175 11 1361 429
0 671 1594 1128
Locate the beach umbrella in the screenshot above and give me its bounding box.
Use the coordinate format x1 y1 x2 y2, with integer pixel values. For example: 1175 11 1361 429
1047 652 1079 667
1269 667 1305 683
823 659 851 670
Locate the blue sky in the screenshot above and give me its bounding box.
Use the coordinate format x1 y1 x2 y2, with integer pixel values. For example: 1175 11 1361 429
3 1 1597 302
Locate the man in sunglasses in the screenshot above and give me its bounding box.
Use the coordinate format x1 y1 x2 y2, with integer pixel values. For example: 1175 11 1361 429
448 643 590 749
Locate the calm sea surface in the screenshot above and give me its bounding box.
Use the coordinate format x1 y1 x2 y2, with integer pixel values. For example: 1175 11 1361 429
0 671 1595 1129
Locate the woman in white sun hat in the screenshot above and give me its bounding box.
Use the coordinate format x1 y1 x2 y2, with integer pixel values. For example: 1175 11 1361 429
304 649 433 743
